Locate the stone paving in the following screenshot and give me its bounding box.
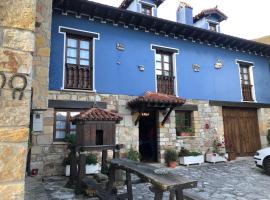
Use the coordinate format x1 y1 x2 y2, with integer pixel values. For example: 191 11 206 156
25 157 270 200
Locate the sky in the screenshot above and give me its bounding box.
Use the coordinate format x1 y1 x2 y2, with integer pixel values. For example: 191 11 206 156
90 0 270 40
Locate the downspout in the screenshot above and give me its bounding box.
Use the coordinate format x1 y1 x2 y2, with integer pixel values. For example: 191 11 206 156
26 87 33 176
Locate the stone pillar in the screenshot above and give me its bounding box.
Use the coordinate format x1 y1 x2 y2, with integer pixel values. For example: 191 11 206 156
0 0 36 199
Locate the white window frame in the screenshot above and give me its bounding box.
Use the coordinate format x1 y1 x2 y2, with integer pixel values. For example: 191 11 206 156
236 59 257 102
151 44 179 96
207 20 219 32
139 1 156 16
59 26 100 92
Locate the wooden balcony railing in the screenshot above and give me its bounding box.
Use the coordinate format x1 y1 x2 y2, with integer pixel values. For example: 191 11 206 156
242 84 253 101
65 64 92 90
157 75 175 95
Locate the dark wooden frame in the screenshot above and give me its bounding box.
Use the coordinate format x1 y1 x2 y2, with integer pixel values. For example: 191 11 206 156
239 63 253 102
208 22 217 32
175 111 193 133
53 109 83 142
64 34 93 90
141 4 152 16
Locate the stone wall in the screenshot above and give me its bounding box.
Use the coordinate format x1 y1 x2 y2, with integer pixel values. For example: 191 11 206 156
257 108 270 147
0 0 36 199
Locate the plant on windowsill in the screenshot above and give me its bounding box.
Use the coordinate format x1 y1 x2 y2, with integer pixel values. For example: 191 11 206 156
85 154 101 174
179 147 204 166
64 134 77 182
178 127 194 137
164 148 178 168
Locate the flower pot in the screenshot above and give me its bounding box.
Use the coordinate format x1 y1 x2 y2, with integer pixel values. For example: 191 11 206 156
168 161 177 168
206 153 228 164
180 132 192 137
179 155 204 166
65 165 70 176
86 164 101 174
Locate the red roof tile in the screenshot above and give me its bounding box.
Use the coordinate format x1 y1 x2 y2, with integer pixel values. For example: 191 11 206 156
128 91 186 108
119 0 165 9
71 108 123 122
178 2 193 9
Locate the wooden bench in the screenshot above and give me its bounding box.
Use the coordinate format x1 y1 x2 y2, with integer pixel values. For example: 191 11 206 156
107 158 197 200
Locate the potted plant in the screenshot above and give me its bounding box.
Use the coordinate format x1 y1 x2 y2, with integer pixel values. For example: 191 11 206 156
63 155 71 176
206 137 228 163
63 135 77 178
164 149 178 168
179 127 193 137
126 147 140 161
179 147 204 166
86 154 101 174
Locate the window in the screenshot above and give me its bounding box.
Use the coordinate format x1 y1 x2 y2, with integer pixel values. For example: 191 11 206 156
239 62 254 101
54 110 80 141
155 51 175 95
141 4 152 16
96 130 104 145
209 22 217 32
65 35 93 90
175 111 193 136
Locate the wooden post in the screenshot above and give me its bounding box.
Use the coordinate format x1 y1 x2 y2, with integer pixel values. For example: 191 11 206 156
126 171 133 200
107 165 116 194
149 187 163 200
77 152 86 192
101 149 108 172
169 189 175 200
67 145 77 187
175 189 184 200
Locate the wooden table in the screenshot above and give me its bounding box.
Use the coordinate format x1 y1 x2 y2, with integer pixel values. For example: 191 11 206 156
107 159 197 200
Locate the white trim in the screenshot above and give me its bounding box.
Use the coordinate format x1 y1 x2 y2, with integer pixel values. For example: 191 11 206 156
150 44 179 97
235 59 257 102
59 26 100 92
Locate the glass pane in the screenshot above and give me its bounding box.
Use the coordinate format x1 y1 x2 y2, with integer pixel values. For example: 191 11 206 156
67 48 77 57
156 69 162 75
56 131 66 139
70 130 76 135
80 41 89 49
242 67 248 73
243 74 248 80
156 54 161 61
56 121 66 129
164 55 169 62
80 50 89 59
244 80 249 85
67 58 76 64
164 63 170 71
164 71 170 76
56 112 67 120
80 60 89 66
67 38 77 48
70 112 80 117
70 123 76 130
156 62 162 70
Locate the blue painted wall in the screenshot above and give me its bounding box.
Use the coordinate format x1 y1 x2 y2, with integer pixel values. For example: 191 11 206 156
177 6 193 25
49 11 270 103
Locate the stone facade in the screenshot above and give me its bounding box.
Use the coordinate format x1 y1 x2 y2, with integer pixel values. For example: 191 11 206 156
257 108 270 147
0 0 36 199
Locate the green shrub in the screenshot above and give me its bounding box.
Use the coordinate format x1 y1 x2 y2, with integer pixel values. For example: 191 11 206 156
126 147 140 161
86 154 98 165
267 130 270 145
64 134 76 145
164 149 178 164
179 147 202 157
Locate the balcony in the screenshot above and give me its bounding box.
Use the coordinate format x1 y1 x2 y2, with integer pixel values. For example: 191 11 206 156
242 84 253 101
157 75 175 95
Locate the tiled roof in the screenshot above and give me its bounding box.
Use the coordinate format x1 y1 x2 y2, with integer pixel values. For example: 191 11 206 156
71 108 123 122
128 91 186 108
194 7 228 23
178 2 193 9
119 0 166 9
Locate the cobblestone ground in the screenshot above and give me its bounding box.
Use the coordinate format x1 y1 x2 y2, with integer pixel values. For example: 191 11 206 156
25 157 270 200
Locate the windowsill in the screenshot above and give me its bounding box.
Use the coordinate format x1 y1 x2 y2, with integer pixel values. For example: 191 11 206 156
241 100 257 103
61 88 96 93
52 141 68 145
176 136 198 139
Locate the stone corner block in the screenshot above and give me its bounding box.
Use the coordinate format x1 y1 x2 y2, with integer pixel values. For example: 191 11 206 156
0 128 28 142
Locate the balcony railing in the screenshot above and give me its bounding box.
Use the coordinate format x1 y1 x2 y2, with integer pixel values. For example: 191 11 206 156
157 75 175 95
65 64 92 90
242 84 253 101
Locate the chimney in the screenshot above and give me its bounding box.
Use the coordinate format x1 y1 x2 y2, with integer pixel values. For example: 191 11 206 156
176 2 193 25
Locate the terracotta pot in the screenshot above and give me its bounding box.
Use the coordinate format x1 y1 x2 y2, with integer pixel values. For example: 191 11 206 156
168 161 177 168
180 132 192 136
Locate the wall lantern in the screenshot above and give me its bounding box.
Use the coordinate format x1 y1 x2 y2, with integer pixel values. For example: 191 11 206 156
141 112 150 117
138 65 145 72
214 59 223 69
192 64 200 72
116 43 125 51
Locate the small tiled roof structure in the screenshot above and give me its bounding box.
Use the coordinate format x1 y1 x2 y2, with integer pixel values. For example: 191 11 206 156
128 91 186 108
193 7 228 23
178 2 193 9
119 0 166 9
71 107 123 123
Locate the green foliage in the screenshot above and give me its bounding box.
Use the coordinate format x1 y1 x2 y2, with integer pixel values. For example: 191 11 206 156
62 156 70 166
181 127 193 133
64 134 76 145
164 149 178 164
126 147 140 161
86 154 98 165
101 164 110 175
267 130 270 145
179 147 202 157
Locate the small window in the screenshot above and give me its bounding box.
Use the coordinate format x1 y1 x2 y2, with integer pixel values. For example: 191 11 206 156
54 110 80 141
175 111 193 136
141 4 152 16
96 130 103 145
209 22 217 32
239 62 254 101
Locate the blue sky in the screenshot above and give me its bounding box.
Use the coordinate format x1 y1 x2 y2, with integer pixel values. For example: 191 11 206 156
90 0 270 40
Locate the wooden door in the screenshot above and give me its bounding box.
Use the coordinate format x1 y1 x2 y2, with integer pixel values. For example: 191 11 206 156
223 108 261 157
